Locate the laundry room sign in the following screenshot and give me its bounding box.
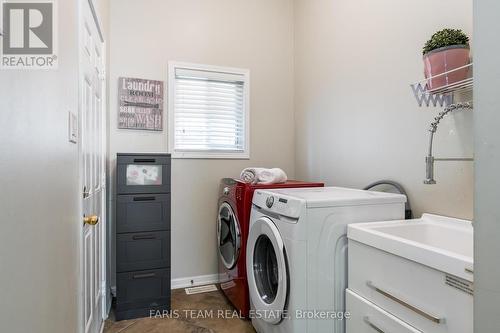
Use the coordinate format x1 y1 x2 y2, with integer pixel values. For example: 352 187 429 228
118 77 164 131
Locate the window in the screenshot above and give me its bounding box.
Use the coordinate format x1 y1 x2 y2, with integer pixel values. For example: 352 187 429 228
168 62 250 159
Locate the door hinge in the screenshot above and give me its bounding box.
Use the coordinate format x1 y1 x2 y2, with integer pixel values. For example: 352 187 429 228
83 185 90 198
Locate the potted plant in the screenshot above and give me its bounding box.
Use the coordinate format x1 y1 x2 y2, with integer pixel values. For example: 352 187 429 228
423 28 470 90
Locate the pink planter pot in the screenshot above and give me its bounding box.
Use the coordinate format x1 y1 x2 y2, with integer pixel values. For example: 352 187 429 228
423 45 470 91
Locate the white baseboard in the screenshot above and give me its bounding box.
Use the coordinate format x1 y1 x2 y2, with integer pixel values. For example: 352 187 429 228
171 273 220 290
110 273 220 293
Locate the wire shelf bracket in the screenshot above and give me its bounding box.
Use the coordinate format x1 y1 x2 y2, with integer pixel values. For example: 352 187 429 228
410 63 473 108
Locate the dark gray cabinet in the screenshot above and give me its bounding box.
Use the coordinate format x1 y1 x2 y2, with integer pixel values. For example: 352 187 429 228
116 231 171 272
115 153 171 320
116 194 171 233
117 155 171 194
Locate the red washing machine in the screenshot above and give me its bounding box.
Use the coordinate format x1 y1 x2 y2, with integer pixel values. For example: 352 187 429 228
217 178 324 317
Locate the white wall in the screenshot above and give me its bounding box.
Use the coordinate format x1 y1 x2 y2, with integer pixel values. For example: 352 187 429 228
294 0 473 219
108 0 295 282
0 1 80 332
473 0 500 331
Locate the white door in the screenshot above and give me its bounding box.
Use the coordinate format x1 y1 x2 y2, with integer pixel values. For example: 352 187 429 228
80 1 106 333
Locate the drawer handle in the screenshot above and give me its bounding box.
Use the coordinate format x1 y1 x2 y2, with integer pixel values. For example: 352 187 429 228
133 273 156 279
367 281 444 324
132 234 156 240
133 158 156 163
363 316 385 333
133 196 156 201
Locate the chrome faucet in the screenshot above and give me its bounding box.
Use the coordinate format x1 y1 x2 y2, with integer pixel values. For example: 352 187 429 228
424 102 474 184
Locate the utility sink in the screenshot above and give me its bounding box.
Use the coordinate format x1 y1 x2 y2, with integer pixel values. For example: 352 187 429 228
348 214 473 281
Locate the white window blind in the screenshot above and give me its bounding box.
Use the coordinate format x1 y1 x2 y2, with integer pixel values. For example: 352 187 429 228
169 64 249 158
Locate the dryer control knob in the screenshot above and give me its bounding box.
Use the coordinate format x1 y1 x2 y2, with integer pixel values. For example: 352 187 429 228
266 196 274 208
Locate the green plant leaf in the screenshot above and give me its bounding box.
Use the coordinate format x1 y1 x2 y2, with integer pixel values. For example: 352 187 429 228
423 29 469 55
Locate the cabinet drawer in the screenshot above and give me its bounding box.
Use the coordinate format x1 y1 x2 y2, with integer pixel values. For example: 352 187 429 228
117 154 171 194
117 231 170 272
346 289 422 333
116 194 170 233
116 268 171 311
348 240 473 333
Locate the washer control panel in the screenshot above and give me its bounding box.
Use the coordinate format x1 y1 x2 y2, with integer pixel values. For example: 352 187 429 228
253 190 303 219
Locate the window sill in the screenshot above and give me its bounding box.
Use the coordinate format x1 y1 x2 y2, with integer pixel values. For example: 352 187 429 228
171 151 250 160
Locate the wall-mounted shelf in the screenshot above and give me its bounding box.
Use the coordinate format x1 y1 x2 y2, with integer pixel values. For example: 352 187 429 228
411 63 473 107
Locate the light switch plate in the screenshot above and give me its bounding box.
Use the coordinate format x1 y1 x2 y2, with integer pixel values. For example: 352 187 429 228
68 111 78 143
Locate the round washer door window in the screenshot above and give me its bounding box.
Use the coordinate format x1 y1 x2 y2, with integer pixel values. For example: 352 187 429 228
253 234 279 304
247 217 288 325
217 202 241 270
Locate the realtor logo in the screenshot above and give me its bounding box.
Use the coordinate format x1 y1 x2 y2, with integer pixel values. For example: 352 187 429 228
1 0 57 69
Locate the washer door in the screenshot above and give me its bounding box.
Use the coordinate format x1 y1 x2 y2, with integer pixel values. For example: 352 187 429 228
217 202 241 270
247 216 288 324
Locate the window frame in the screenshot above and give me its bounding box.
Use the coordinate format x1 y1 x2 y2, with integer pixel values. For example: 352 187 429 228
168 61 250 159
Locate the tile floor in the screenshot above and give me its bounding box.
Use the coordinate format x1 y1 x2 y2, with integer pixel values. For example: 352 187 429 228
104 288 255 333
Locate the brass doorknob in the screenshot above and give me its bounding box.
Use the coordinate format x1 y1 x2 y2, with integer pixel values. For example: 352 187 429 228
83 215 99 225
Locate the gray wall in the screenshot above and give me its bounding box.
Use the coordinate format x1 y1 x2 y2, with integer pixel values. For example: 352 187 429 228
108 0 296 283
0 0 80 332
294 0 473 219
473 0 500 331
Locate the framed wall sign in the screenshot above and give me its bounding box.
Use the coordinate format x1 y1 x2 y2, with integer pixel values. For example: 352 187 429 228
118 77 164 131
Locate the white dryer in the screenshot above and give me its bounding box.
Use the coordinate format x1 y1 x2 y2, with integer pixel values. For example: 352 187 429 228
246 187 406 333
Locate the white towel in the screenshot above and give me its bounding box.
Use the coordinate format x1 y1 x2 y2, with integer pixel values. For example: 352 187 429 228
240 168 288 185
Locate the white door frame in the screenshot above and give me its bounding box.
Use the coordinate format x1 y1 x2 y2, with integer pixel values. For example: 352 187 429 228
78 1 107 332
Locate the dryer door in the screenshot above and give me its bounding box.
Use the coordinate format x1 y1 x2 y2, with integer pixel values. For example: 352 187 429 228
217 202 241 269
247 216 288 324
